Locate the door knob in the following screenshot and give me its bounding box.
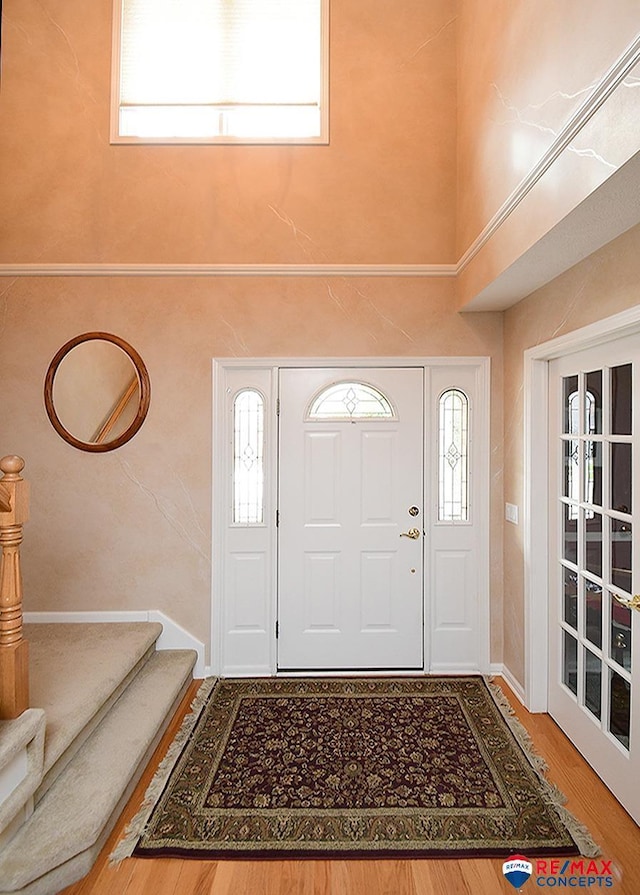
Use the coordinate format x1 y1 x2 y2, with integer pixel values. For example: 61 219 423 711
400 528 421 539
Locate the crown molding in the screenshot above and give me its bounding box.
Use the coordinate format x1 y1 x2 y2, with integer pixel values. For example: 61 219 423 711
1 36 638 287
457 31 640 274
0 262 456 278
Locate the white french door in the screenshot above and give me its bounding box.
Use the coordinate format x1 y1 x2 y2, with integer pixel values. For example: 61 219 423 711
277 367 424 670
549 335 640 823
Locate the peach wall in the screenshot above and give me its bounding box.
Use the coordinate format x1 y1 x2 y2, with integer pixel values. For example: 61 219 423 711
0 1 494 664
0 275 503 662
502 222 640 686
3 1 638 675
0 0 456 265
456 0 640 306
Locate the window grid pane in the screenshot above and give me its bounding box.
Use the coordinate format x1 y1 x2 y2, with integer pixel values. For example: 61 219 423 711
438 389 469 522
558 368 633 752
233 390 265 524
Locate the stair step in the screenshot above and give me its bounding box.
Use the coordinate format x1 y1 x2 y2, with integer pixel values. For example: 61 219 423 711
0 710 45 842
0 649 196 895
25 622 164 800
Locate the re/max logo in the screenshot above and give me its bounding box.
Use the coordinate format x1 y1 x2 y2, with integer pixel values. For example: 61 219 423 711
534 859 614 888
536 861 613 876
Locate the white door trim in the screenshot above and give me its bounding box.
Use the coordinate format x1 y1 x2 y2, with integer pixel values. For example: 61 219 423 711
212 356 491 677
524 305 640 712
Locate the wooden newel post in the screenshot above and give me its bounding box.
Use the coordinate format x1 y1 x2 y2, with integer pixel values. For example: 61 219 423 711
0 456 30 719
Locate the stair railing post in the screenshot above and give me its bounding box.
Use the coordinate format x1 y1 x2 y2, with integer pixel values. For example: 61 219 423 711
0 456 30 719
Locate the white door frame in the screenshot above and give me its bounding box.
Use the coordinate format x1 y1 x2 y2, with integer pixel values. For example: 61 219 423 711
212 356 491 677
525 306 640 712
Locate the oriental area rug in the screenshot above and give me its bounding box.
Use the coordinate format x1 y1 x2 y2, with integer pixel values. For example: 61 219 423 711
112 676 599 861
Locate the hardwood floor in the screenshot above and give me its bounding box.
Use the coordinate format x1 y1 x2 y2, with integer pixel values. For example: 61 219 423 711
61 678 639 895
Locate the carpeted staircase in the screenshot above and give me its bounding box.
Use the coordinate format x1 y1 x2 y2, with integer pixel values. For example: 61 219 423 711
0 622 196 895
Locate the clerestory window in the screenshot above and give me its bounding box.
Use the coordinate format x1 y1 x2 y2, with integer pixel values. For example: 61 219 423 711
113 0 329 144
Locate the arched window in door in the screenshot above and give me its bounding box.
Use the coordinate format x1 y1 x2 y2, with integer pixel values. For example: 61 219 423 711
307 381 395 421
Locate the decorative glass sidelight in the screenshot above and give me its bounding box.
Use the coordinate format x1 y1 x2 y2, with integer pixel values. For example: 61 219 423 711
438 389 469 522
558 365 633 751
233 389 265 524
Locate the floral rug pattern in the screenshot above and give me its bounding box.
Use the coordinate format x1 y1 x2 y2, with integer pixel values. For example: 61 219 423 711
127 676 595 859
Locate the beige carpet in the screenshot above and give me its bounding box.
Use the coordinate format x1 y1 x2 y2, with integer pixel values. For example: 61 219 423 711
26 622 161 788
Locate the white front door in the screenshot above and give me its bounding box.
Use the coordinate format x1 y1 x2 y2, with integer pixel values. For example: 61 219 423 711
549 336 640 823
277 367 424 670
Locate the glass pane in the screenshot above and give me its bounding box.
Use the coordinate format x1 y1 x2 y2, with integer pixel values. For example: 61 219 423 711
611 519 632 594
563 376 578 434
438 390 469 522
584 441 602 507
308 382 394 420
562 502 578 564
611 364 632 436
584 579 602 648
609 671 630 749
563 568 577 629
563 439 579 501
610 595 632 672
585 372 602 434
119 0 325 140
611 442 632 514
563 631 578 696
585 512 602 578
584 648 602 720
233 390 265 524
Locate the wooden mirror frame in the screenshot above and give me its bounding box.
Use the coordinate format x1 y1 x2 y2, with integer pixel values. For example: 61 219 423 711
44 332 151 453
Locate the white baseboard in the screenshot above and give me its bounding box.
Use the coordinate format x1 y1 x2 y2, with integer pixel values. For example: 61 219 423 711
24 610 149 623
147 610 208 677
223 665 274 678
23 610 207 678
489 663 526 706
429 663 485 675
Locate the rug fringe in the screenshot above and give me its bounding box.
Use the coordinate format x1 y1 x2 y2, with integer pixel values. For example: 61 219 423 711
487 679 549 774
551 804 602 859
109 677 218 864
111 676 601 862
486 677 601 858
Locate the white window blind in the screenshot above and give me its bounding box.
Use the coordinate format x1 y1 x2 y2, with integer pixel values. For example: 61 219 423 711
115 0 327 142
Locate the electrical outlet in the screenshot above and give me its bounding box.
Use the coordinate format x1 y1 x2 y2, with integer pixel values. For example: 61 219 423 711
505 503 519 524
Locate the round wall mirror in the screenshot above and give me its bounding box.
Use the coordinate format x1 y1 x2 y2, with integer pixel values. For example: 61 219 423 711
44 332 151 452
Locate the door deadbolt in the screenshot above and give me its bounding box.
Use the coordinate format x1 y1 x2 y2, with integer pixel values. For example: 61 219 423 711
408 506 420 516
